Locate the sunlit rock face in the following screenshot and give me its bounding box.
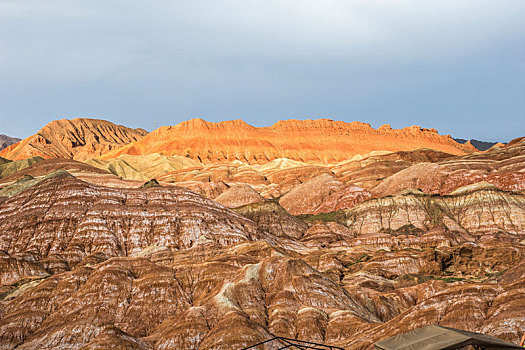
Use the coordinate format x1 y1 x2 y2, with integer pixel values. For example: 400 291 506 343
100 118 474 164
0 118 148 161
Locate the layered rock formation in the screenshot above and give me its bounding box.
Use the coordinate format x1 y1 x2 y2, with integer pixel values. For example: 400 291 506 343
0 118 523 349
0 118 148 161
86 154 201 181
0 135 21 151
0 174 261 267
0 157 44 179
0 158 143 191
331 148 455 190
214 184 266 208
343 183 525 238
0 170 523 349
279 174 372 215
374 137 525 196
101 119 475 164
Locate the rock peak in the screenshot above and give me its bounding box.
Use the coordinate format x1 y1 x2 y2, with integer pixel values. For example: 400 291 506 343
0 118 148 161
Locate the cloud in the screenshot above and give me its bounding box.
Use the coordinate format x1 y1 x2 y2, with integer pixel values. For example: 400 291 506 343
0 0 524 140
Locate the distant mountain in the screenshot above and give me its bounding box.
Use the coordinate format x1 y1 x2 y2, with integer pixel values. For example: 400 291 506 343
0 118 148 161
102 118 476 164
453 138 503 151
0 134 21 151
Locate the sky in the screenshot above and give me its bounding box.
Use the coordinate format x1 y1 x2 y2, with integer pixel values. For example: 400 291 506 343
1 0 524 142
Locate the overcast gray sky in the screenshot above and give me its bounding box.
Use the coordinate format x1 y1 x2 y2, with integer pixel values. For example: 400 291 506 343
1 0 524 141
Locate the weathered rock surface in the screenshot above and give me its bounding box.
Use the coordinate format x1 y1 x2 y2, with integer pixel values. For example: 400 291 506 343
0 118 148 161
214 184 266 208
0 157 44 178
0 135 21 152
279 174 372 215
102 119 475 164
0 167 523 349
86 153 201 181
374 137 525 196
232 202 308 240
0 174 261 269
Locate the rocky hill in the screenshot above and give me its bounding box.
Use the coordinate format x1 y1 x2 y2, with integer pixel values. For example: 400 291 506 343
101 118 475 164
0 171 523 349
0 135 21 151
374 136 525 196
0 118 148 161
454 138 502 151
0 118 523 349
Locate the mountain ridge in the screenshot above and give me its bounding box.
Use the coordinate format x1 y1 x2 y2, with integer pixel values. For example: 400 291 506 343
453 138 503 151
101 118 476 164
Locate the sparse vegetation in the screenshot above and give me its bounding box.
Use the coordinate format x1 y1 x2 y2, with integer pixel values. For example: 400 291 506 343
298 210 347 224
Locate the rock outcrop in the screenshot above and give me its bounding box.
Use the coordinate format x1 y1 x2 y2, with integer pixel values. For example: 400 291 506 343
0 158 142 190
102 119 475 164
340 183 525 238
0 135 21 151
0 157 44 178
374 137 525 196
214 184 266 208
0 118 148 161
0 174 261 269
279 174 372 215
331 149 455 190
86 153 202 181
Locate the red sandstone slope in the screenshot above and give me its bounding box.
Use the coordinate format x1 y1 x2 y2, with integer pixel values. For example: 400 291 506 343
0 118 148 161
101 119 475 164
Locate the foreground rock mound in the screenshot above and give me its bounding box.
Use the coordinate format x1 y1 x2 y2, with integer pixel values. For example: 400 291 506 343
0 118 148 161
102 118 475 164
1 236 523 349
0 174 260 270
